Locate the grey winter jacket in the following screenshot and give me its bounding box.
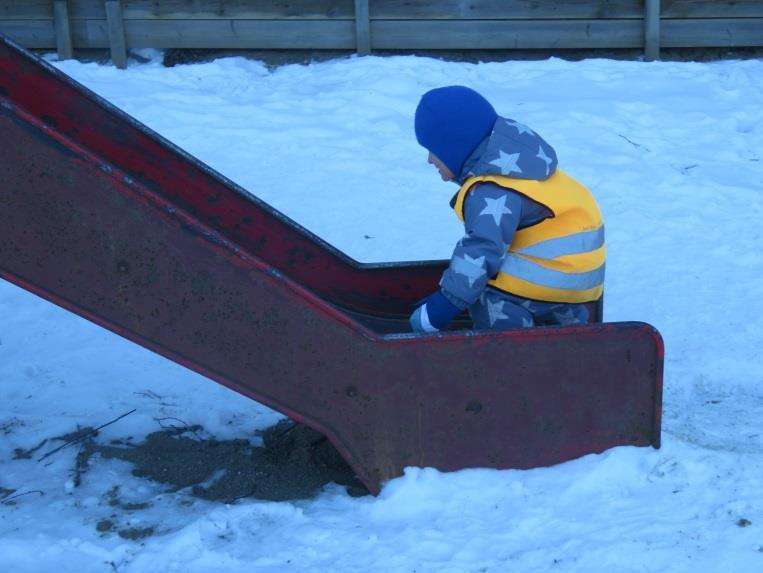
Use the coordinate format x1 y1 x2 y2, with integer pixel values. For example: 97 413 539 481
438 117 590 329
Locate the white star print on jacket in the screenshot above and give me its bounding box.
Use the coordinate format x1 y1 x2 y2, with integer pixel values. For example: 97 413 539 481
435 115 590 330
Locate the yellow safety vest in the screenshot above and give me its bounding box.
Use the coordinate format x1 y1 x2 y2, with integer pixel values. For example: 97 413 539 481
453 169 605 303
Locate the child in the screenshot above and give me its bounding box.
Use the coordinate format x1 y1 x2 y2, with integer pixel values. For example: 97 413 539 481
409 86 605 333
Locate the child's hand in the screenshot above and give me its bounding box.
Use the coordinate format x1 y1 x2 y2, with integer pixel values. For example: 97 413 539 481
409 304 436 333
409 291 462 333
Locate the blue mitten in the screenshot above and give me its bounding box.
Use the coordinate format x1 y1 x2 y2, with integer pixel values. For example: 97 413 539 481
409 290 462 333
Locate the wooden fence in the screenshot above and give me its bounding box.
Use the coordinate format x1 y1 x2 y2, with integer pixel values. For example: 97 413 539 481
1 1 761 68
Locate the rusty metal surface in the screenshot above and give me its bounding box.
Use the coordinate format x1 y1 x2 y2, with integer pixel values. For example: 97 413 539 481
0 34 660 494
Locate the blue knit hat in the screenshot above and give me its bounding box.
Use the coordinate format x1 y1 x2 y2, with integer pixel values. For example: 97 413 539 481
415 86 497 177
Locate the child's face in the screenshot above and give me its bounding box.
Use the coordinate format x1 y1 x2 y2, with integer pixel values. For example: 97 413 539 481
428 152 455 182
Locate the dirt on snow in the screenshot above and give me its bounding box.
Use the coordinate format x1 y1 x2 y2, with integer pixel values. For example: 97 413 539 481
96 420 369 503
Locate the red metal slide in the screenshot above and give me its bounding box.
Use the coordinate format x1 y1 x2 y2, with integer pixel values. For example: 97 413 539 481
0 35 663 494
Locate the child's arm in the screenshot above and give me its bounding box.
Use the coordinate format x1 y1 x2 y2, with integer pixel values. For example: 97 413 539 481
410 182 522 332
439 182 522 305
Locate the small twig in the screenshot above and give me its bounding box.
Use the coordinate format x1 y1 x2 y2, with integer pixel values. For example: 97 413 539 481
37 409 137 462
0 486 17 499
618 134 650 152
71 440 97 487
134 391 177 406
681 164 698 174
224 492 255 505
154 417 202 438
133 390 162 400
268 421 299 442
0 490 44 505
13 438 49 460
154 416 190 430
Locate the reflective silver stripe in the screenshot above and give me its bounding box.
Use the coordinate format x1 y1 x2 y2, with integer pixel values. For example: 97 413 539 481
499 255 606 290
515 226 605 260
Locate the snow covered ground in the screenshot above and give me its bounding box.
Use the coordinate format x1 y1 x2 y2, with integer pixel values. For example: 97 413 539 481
1 50 762 572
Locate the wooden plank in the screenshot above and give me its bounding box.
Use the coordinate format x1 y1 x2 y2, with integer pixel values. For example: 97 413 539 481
662 0 763 18
122 19 356 49
3 0 763 21
371 0 646 19
54 1 74 59
68 0 355 20
72 19 110 47
0 21 57 48
52 0 643 20
89 0 763 20
370 19 645 49
0 2 52 19
0 19 355 50
355 0 370 54
662 18 763 46
372 0 763 19
2 16 760 52
0 0 345 21
2 1 762 21
644 0 661 60
105 1 127 68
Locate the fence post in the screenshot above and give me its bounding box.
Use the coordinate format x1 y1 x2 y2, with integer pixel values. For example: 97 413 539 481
644 0 661 61
53 1 73 60
354 0 371 56
105 1 128 68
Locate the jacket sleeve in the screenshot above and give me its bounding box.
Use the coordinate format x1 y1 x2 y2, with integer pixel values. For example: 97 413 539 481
439 182 522 308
